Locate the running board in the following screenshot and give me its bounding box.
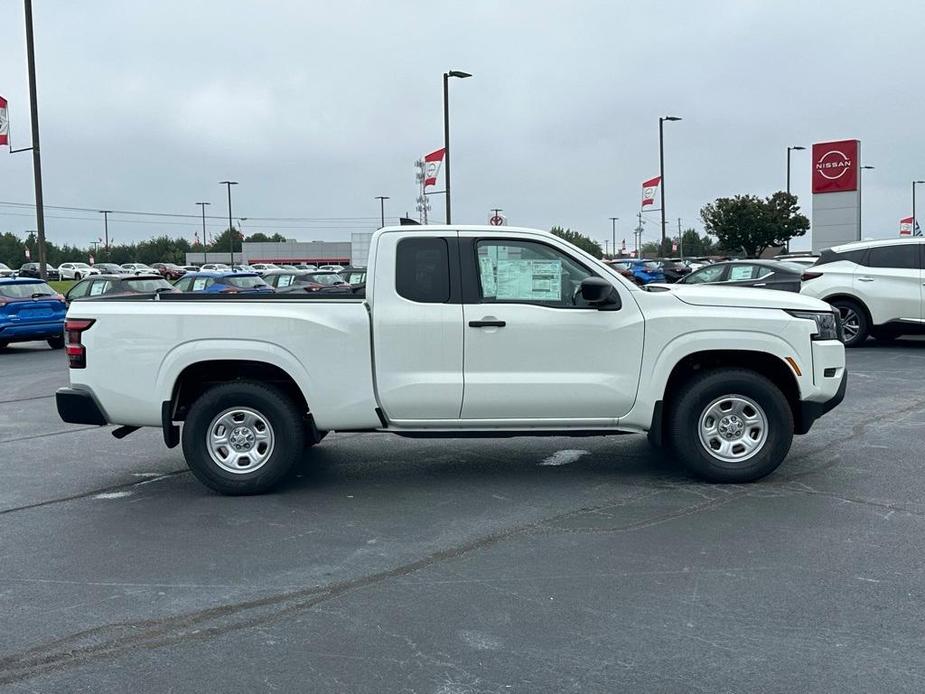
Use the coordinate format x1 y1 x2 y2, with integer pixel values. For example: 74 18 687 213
384 429 634 439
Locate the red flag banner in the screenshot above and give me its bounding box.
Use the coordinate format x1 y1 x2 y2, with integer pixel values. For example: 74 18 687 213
0 96 8 147
900 216 913 236
641 176 661 207
423 148 445 188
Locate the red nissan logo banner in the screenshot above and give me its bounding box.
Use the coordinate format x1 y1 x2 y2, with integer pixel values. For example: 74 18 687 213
812 139 859 193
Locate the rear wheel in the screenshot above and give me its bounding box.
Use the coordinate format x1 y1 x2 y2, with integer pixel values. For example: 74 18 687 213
47 335 65 350
831 299 868 347
181 381 305 495
667 369 793 483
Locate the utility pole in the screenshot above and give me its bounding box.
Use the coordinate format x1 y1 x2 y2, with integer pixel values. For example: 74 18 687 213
677 218 684 259
99 210 111 258
23 0 47 279
604 239 609 257
658 116 682 248
609 217 618 257
635 211 644 257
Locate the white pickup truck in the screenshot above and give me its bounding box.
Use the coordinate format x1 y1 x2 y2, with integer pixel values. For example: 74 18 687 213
57 226 847 494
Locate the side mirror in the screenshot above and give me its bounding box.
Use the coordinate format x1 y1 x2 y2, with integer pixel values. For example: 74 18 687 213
580 277 621 309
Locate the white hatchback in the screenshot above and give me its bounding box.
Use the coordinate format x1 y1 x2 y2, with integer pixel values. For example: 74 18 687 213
800 238 924 346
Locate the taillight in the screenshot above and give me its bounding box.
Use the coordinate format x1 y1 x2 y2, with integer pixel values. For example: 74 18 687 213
65 318 95 369
801 271 823 281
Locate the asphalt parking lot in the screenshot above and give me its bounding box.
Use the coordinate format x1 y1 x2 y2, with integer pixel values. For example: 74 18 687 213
1 340 924 693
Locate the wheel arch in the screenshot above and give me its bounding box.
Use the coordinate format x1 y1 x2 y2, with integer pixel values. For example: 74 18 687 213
822 293 873 326
650 349 803 445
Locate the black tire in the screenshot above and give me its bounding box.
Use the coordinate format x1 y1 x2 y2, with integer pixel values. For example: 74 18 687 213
181 381 306 495
47 335 65 350
830 298 869 347
0 341 8 349
667 368 794 483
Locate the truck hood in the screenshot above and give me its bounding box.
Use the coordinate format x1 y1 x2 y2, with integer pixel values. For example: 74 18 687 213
646 284 832 312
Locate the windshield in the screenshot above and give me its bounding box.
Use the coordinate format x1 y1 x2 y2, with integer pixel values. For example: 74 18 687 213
125 278 174 292
0 263 10 270
225 275 268 289
74 263 91 269
0 282 56 298
643 262 661 272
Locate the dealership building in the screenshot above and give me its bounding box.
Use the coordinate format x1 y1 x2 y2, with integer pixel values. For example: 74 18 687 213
186 232 373 267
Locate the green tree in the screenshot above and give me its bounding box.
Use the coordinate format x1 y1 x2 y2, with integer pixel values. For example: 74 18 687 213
700 192 809 258
245 232 288 243
0 232 26 269
207 227 244 254
549 226 603 259
679 228 718 257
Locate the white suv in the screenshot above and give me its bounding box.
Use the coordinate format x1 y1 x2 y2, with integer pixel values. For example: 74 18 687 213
59 262 101 280
801 238 924 346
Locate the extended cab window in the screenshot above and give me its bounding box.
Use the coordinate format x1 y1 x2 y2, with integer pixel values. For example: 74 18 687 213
396 238 450 303
867 245 920 270
476 240 593 307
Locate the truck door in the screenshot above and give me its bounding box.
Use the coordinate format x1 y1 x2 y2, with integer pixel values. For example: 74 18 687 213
459 234 644 423
371 232 464 421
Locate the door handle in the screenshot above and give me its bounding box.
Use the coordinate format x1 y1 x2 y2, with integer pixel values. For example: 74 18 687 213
468 320 506 328
753 283 766 287
858 277 875 282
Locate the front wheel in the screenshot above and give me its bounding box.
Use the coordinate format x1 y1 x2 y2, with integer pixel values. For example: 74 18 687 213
47 335 65 350
181 381 306 495
667 369 793 483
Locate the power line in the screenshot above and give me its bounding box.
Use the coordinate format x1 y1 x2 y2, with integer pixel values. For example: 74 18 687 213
0 199 382 223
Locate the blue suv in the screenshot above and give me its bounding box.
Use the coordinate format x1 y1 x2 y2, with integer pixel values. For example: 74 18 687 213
611 260 666 285
0 278 67 350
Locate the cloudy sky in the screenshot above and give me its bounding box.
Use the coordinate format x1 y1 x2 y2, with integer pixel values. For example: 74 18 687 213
0 1 922 252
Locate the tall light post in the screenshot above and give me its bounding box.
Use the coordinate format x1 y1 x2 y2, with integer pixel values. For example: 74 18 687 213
98 210 111 258
219 181 238 266
859 165 874 239
443 70 472 224
195 202 210 266
913 180 924 236
23 0 47 279
609 217 618 257
658 116 682 248
375 196 390 229
786 145 805 194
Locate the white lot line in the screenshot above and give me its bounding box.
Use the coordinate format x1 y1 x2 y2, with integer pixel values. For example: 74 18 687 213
92 491 134 500
538 449 590 467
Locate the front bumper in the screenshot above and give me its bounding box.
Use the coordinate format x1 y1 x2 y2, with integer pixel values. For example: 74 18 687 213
796 370 847 435
56 387 108 425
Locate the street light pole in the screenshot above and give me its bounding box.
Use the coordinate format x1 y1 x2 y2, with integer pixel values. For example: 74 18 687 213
443 70 471 224
219 181 238 266
23 0 47 279
914 181 924 236
786 145 805 195
609 217 618 257
785 146 805 251
196 202 210 266
375 196 390 229
658 116 682 249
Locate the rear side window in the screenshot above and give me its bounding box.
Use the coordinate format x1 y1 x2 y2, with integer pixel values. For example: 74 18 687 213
867 245 919 270
396 238 450 303
817 248 867 266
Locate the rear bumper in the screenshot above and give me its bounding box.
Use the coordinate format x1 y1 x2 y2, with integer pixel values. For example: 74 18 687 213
0 320 64 342
796 370 847 435
56 387 108 425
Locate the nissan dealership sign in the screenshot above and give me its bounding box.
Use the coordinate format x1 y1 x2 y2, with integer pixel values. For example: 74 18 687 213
811 139 861 251
812 140 858 194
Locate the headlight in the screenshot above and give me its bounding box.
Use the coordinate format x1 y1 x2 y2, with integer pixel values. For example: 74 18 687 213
786 310 841 341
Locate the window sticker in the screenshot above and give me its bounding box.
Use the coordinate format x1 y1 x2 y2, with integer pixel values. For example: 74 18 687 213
479 256 497 297
278 275 293 288
192 278 208 291
495 259 562 301
729 265 754 281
